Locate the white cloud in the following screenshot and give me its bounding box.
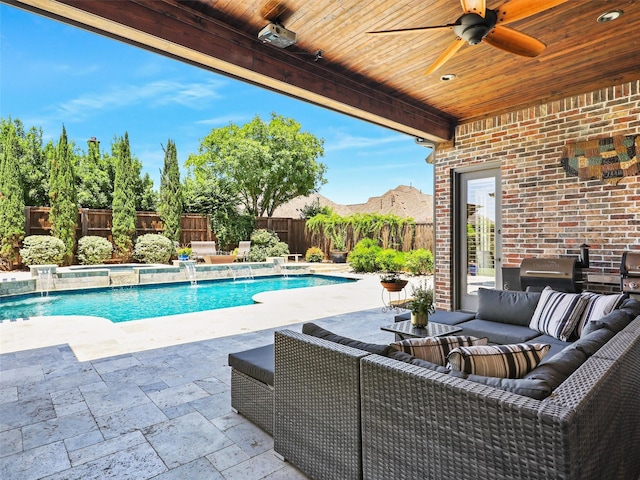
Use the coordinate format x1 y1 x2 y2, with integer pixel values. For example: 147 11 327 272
52 79 226 121
195 113 253 127
324 131 407 152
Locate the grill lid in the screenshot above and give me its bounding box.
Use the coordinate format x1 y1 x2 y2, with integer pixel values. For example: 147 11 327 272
519 257 580 293
520 258 576 278
621 251 640 277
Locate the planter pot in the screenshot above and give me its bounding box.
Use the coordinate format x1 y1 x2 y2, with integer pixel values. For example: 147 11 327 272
178 254 189 261
204 254 237 264
411 311 429 328
329 251 348 264
381 279 408 292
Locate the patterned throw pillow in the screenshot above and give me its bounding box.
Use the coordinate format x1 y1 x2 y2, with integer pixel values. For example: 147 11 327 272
391 336 488 366
528 287 589 341
576 292 626 338
447 343 551 379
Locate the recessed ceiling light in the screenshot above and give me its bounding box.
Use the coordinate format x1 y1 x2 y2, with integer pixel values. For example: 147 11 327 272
440 74 456 81
597 10 623 23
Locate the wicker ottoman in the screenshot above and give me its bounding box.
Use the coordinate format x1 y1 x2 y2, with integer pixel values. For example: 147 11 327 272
228 344 274 434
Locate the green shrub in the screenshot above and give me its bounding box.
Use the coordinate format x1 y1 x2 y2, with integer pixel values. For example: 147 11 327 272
133 234 174 264
305 246 324 263
347 238 382 272
19 235 66 266
404 248 434 275
77 236 113 265
250 228 279 247
376 248 405 273
247 229 289 262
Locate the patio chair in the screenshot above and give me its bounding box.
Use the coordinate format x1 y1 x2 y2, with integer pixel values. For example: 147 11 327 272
190 241 216 262
237 241 251 261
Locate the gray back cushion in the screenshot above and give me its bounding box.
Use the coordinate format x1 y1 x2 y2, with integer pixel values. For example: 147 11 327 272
476 288 541 326
302 323 392 356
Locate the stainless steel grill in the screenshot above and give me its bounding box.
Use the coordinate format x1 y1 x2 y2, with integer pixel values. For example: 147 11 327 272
519 257 582 293
620 251 640 295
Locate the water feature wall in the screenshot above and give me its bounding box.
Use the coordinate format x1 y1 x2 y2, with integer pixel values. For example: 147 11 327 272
2 259 313 297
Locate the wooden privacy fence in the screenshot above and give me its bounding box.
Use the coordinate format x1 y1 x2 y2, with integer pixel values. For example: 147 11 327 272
24 207 212 246
256 217 434 256
23 208 432 258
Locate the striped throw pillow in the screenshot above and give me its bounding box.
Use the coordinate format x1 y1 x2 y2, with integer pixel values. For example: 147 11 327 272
447 343 551 378
529 287 589 341
391 336 488 366
576 292 626 338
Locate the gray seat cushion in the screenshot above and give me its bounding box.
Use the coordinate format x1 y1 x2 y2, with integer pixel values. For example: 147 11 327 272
476 288 541 326
457 319 540 344
524 327 615 391
228 344 274 386
527 334 570 362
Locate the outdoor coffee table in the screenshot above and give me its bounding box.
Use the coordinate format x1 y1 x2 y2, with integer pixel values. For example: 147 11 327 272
381 320 462 341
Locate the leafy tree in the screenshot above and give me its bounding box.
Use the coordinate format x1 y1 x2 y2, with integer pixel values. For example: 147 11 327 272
186 113 326 217
299 196 332 219
76 137 112 208
48 125 78 265
135 171 157 211
183 176 254 250
0 117 48 206
158 139 183 241
111 133 137 259
0 122 26 267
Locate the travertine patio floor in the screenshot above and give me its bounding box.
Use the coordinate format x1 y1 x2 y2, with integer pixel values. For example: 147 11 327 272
0 274 410 479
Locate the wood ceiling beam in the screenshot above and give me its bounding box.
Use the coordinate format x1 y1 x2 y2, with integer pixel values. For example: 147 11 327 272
5 0 456 142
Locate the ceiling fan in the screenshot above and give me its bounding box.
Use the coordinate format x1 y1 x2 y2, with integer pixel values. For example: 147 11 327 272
367 0 568 75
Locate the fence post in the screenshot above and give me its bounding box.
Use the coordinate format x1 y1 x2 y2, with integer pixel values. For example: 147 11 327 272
24 206 31 236
81 208 89 237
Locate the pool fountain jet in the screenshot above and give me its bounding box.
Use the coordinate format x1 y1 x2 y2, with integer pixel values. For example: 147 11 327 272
33 265 55 296
183 261 198 286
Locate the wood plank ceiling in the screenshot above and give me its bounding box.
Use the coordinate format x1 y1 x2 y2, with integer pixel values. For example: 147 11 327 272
5 0 640 143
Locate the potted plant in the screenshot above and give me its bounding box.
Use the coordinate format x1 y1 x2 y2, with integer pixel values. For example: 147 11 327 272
380 271 408 292
328 229 348 263
408 280 435 327
306 212 349 263
176 247 192 261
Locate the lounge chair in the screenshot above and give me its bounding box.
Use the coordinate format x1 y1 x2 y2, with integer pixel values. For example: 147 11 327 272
237 241 251 261
190 241 216 262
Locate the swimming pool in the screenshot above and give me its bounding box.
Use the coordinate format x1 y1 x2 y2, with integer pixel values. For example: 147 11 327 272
0 275 353 323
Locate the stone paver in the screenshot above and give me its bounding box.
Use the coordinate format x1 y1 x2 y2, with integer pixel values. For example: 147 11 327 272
0 273 422 479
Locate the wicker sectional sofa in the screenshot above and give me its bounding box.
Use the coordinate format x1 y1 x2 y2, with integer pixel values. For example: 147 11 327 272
270 291 640 480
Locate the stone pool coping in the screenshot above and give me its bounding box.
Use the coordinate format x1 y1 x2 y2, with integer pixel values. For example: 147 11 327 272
0 273 425 362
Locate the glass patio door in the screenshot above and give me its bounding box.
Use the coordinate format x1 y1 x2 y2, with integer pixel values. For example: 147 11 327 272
455 167 501 311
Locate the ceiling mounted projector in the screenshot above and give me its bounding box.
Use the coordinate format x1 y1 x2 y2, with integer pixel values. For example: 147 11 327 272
258 23 297 48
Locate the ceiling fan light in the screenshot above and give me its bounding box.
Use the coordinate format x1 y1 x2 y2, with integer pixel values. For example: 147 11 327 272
440 74 456 81
597 10 623 23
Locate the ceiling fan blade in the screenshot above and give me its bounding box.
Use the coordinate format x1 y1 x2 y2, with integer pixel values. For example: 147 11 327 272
367 24 455 36
425 37 465 75
494 0 569 25
460 0 486 17
485 25 545 57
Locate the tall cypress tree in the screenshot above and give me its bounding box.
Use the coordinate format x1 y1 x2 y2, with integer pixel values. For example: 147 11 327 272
158 139 183 242
111 132 137 259
0 123 25 267
49 125 77 265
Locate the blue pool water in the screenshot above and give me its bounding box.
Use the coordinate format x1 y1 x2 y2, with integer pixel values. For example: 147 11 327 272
0 275 353 323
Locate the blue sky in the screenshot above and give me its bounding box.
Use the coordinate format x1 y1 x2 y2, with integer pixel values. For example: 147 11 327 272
0 4 434 205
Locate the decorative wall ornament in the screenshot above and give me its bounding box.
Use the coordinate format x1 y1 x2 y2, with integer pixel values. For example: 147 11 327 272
560 134 639 185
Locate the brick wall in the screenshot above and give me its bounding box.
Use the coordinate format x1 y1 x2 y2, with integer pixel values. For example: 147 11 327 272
435 81 640 309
